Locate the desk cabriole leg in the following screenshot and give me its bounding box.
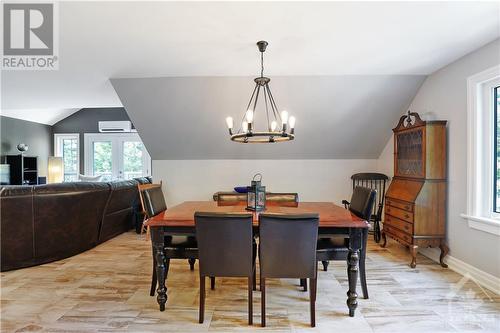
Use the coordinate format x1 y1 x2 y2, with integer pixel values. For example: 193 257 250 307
439 242 449 268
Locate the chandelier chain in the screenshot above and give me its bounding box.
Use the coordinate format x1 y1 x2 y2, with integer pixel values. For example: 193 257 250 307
261 51 264 78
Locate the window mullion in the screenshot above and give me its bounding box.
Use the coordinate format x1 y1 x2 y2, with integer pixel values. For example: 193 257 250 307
494 87 498 213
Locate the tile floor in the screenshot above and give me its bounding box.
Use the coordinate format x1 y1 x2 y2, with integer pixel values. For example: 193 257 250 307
1 232 499 332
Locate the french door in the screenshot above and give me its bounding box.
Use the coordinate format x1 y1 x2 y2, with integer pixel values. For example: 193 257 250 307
84 133 151 181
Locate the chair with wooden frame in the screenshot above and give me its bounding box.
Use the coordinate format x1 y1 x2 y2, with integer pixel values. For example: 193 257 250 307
141 184 197 297
316 186 376 299
343 173 388 243
138 181 162 236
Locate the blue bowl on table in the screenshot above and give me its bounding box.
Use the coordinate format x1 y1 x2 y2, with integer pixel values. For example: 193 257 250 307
234 186 248 193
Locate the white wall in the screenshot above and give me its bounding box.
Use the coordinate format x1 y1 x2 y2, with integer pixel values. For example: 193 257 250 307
377 136 393 178
377 39 500 278
153 159 377 207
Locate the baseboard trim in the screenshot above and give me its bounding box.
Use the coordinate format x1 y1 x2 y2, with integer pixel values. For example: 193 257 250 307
419 248 500 295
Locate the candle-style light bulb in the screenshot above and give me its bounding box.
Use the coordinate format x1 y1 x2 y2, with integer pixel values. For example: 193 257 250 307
226 117 233 129
289 116 296 129
281 110 289 132
242 121 248 133
226 117 233 135
246 109 254 123
271 120 277 131
281 110 289 125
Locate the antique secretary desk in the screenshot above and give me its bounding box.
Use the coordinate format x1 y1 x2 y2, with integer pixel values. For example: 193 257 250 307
381 111 448 268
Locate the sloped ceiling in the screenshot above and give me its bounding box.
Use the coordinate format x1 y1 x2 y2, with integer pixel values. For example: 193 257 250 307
1 1 498 153
0 108 79 126
2 2 499 111
112 75 425 159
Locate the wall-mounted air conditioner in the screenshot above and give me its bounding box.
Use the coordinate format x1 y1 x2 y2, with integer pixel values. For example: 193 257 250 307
98 121 136 133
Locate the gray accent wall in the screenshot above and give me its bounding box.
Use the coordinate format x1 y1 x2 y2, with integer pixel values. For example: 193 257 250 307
0 116 53 177
52 107 132 173
111 75 425 160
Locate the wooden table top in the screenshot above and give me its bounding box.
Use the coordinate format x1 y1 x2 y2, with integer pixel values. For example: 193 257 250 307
147 201 368 228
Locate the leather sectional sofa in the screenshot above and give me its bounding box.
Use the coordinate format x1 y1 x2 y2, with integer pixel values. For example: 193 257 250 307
0 177 151 271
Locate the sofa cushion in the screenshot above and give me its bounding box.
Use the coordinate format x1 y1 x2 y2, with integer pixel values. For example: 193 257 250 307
78 174 103 182
0 186 35 271
99 180 139 242
33 183 110 262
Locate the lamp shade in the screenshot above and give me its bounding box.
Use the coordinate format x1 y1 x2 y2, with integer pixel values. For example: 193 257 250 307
48 157 64 183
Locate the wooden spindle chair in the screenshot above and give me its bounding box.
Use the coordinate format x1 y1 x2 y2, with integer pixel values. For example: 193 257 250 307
137 181 163 237
343 173 389 243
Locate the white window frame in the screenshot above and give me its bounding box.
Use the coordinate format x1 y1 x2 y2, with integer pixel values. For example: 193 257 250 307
461 64 500 236
83 133 151 180
54 133 80 181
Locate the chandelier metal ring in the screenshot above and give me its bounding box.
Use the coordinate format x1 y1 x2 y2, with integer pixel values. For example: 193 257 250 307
230 131 295 143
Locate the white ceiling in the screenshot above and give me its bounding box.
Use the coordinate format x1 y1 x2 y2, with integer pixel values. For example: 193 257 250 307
0 108 79 125
1 1 499 125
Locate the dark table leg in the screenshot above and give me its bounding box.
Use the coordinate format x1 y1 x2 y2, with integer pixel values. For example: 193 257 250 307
347 228 362 317
151 226 167 311
359 228 369 299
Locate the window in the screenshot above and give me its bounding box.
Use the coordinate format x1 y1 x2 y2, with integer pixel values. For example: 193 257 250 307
83 133 151 181
122 141 146 180
54 134 80 182
494 86 500 213
92 140 113 181
462 65 500 235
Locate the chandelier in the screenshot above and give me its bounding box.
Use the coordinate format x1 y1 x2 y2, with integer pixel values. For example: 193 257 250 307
225 41 295 143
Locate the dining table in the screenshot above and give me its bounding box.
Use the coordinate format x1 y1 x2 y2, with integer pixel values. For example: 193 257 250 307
146 201 369 317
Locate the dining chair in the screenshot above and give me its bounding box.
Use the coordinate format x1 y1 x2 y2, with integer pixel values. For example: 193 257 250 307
143 186 199 297
259 213 319 327
316 186 376 299
195 212 256 325
137 181 162 236
343 173 388 242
